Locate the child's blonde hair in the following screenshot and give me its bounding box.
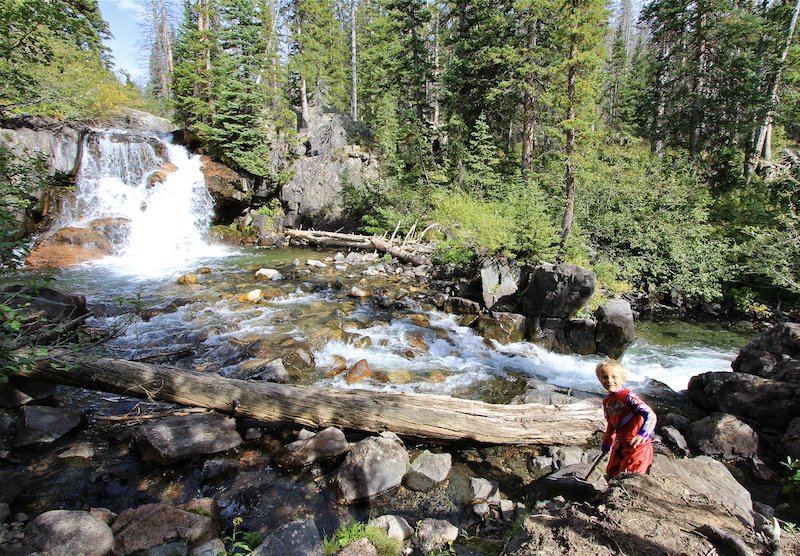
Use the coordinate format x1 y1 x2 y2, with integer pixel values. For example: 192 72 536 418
595 358 626 380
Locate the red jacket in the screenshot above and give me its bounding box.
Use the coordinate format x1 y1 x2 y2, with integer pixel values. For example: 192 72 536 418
601 388 656 452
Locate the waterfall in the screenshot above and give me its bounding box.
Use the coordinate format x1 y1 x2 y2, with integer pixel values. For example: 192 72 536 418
62 130 228 276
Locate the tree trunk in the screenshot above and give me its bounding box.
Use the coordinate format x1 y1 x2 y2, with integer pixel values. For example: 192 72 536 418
21 355 604 446
558 36 578 261
521 25 538 178
745 0 799 183
350 0 358 121
285 229 432 266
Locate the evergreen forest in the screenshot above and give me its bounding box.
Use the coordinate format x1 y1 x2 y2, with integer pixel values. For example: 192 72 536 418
2 0 799 316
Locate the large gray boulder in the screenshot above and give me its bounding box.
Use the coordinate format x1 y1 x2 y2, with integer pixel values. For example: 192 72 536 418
251 518 323 556
732 322 800 382
14 405 83 447
480 258 521 310
521 264 595 319
405 450 452 492
687 413 759 459
132 413 242 464
0 118 84 176
594 299 635 359
24 510 114 556
336 435 409 502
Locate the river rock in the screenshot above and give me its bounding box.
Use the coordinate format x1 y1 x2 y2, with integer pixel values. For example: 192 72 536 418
565 318 597 355
521 263 595 319
112 503 216 555
25 226 115 268
23 510 113 556
732 321 800 382
405 450 452 491
132 413 242 464
687 413 758 459
251 518 323 556
368 515 413 541
0 377 56 408
476 311 526 344
14 405 83 447
255 268 283 281
336 435 410 502
413 518 459 555
276 426 350 468
345 359 372 384
480 258 522 310
237 357 289 383
687 371 800 431
594 299 635 359
177 273 198 285
443 296 481 315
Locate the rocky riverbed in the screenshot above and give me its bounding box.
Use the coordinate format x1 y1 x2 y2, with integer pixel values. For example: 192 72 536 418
2 253 800 555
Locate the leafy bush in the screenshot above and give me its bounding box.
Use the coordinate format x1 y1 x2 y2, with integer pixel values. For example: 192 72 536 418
323 521 402 556
431 189 516 257
782 457 800 514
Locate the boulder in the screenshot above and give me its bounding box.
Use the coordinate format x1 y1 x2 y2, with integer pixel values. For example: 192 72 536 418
659 425 689 456
443 296 482 315
565 318 597 355
0 118 84 177
276 426 350 468
1 285 88 324
687 413 758 459
336 435 409 502
413 518 459 555
235 358 289 383
24 510 113 556
521 264 595 319
593 299 635 359
783 417 800 459
112 503 217 555
0 377 56 408
368 515 413 541
200 155 252 211
732 322 800 382
405 450 452 492
251 518 323 556
132 413 243 464
345 359 372 385
480 258 521 310
25 225 115 268
475 312 526 344
687 371 800 430
109 108 178 134
14 405 83 447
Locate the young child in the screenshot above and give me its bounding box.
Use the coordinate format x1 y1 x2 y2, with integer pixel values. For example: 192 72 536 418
595 358 657 480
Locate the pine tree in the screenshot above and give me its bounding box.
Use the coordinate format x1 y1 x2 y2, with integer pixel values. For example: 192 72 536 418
463 112 502 198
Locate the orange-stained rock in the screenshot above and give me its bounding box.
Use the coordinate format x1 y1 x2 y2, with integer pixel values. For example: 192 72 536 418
409 314 431 327
25 226 114 269
408 332 429 351
325 355 349 378
236 289 262 303
428 370 448 383
148 162 178 186
177 273 198 285
345 359 372 384
200 155 251 204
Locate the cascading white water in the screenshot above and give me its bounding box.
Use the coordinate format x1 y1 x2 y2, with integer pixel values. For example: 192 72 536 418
62 130 228 276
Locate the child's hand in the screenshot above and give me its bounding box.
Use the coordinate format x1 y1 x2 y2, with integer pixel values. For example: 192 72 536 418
631 434 647 448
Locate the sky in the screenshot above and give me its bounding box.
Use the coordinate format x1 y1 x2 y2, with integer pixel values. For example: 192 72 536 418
98 0 150 84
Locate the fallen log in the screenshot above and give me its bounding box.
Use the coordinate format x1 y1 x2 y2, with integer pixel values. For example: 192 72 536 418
285 229 432 267
22 355 603 445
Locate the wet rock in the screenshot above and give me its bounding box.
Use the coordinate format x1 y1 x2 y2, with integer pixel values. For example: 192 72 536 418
476 311 526 344
368 515 413 541
24 510 113 556
255 268 283 281
345 359 372 385
409 313 430 327
133 413 242 464
407 332 429 351
112 503 216 555
349 286 370 298
58 443 95 460
0 378 56 408
25 226 115 268
237 289 262 303
283 348 315 373
414 518 459 555
251 518 323 556
177 273 199 285
14 405 83 447
732 322 800 382
687 413 758 459
521 263 595 319
276 426 350 468
200 155 252 210
405 450 452 492
443 296 481 315
238 358 289 383
1 285 88 325
594 299 635 359
565 318 597 355
148 162 178 186
659 425 689 456
325 355 349 378
480 258 522 310
307 259 328 268
337 538 377 556
336 435 410 502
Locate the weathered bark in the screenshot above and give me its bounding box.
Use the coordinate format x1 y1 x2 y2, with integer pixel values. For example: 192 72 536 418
285 229 432 266
22 356 604 445
558 31 578 261
350 0 358 121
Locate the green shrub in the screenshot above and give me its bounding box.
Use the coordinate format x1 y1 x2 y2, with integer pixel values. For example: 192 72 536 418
323 521 402 556
781 457 800 514
431 189 515 257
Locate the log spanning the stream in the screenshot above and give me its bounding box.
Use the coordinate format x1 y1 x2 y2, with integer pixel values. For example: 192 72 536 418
22 355 604 445
285 229 432 267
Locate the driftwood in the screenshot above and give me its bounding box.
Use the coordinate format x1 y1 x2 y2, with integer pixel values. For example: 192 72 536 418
285 229 432 267
21 355 604 445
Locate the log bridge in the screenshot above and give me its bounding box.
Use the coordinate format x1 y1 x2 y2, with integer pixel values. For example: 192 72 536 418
21 355 604 445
